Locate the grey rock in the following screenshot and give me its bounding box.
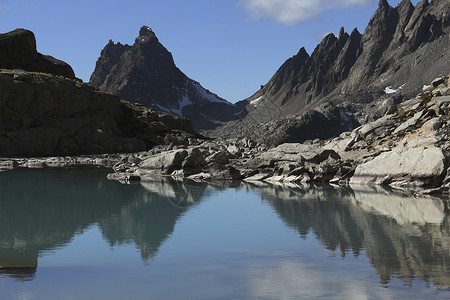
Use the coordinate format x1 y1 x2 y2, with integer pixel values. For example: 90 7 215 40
181 147 206 176
204 163 241 181
393 110 425 134
431 76 448 87
356 118 396 139
350 146 447 187
138 149 188 175
267 143 340 164
206 150 230 165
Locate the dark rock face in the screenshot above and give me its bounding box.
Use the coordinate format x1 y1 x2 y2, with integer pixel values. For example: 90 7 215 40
90 26 238 131
234 103 360 147
0 29 75 78
210 0 450 145
0 69 196 157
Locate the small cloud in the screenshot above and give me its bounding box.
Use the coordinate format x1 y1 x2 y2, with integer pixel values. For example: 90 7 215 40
238 0 372 25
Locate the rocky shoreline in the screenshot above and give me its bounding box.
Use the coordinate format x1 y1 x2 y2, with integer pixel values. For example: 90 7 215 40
2 74 449 196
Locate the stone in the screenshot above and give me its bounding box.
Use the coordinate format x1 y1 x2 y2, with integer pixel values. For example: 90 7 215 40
356 119 396 138
393 110 425 134
398 117 442 148
243 172 272 182
181 147 206 176
350 146 447 187
206 150 230 165
138 149 188 175
226 145 241 157
204 164 241 181
323 136 356 152
431 76 448 87
270 143 340 163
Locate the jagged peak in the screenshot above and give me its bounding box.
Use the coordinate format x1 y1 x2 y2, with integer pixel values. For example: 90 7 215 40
338 27 345 39
378 0 390 9
135 25 158 45
139 26 154 37
396 0 412 8
350 27 361 37
297 47 309 58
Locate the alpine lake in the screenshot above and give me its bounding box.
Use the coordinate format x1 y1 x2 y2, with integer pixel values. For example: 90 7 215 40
0 168 449 300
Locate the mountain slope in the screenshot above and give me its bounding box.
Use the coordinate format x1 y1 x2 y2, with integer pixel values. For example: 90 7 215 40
210 0 450 145
90 26 239 130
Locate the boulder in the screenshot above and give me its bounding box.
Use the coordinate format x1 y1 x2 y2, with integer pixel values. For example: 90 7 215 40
268 143 340 163
355 118 396 139
350 146 447 187
202 164 241 181
138 150 188 175
393 110 425 134
181 147 206 176
206 150 230 165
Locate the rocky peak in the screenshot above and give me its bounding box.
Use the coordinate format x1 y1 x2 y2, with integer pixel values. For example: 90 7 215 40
139 26 154 37
136 25 158 44
90 26 232 131
338 27 345 40
213 0 449 146
378 0 391 9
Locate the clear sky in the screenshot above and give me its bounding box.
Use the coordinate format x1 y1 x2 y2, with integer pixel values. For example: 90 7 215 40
0 0 419 103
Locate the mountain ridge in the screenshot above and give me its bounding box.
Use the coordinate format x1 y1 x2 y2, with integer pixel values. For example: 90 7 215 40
209 0 450 145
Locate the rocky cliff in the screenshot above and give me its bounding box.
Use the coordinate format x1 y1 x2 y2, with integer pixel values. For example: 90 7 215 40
90 26 239 131
0 28 197 157
0 29 75 78
210 0 450 145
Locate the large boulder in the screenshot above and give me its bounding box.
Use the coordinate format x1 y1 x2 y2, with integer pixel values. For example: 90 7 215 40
258 143 340 166
0 29 75 78
138 150 189 175
350 146 447 187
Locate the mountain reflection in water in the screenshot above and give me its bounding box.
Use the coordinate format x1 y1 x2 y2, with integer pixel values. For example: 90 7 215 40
0 169 449 292
255 183 450 288
0 169 208 280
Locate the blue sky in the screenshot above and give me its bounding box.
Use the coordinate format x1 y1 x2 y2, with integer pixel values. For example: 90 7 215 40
0 0 419 103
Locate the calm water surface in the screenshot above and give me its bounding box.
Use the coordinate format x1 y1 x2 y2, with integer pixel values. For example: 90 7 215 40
0 169 449 299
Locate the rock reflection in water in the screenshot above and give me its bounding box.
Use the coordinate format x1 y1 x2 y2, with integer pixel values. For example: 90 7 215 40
1 170 449 291
253 182 450 288
0 169 205 280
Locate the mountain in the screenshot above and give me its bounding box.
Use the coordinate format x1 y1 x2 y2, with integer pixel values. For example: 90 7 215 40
209 0 450 146
90 26 241 131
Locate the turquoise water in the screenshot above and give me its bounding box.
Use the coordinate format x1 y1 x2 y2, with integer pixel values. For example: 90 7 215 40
0 169 449 299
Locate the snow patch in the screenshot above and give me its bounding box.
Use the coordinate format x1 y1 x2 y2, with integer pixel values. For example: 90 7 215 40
384 87 397 94
423 85 431 91
171 95 192 116
233 110 245 117
384 84 405 94
192 82 228 104
250 96 263 107
155 104 171 114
